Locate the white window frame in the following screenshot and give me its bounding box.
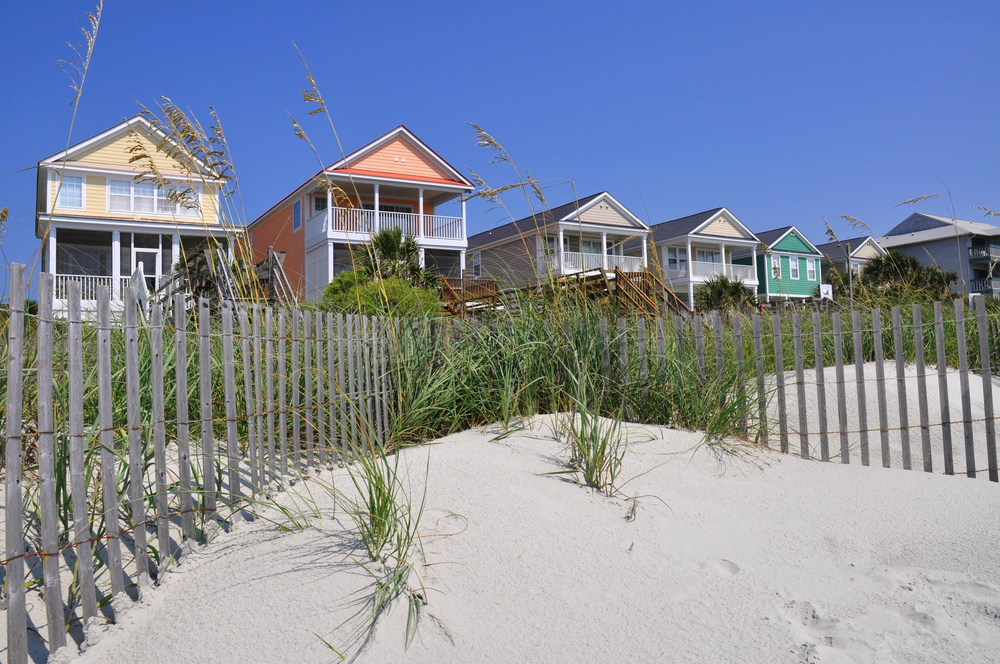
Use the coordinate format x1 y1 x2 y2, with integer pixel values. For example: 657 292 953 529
789 256 800 280
697 249 720 263
472 252 482 277
362 202 413 214
293 200 302 231
771 254 781 279
667 247 688 266
55 174 85 210
807 257 816 281
106 178 201 218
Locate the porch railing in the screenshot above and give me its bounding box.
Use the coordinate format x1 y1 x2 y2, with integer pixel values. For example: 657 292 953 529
971 277 1000 293
54 274 132 300
728 263 757 282
969 245 1000 261
314 208 465 241
425 214 463 240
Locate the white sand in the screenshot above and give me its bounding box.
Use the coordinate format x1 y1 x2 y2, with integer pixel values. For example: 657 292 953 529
64 414 1000 664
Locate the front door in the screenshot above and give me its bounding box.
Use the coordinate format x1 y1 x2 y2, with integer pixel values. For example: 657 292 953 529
134 250 159 292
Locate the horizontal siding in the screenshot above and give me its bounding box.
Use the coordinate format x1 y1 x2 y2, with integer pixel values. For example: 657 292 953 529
251 201 304 295
50 171 220 225
352 136 453 182
853 242 882 260
576 201 635 228
76 126 191 173
892 237 965 293
700 217 744 239
478 236 537 288
773 231 815 254
768 255 819 298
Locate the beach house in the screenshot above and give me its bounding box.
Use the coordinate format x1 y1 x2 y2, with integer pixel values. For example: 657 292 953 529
639 207 760 308
880 212 1000 296
813 235 886 280
247 125 474 301
466 192 650 288
35 115 230 314
734 226 823 303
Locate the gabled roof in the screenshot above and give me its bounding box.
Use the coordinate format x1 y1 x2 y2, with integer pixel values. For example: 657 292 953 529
647 208 722 242
326 124 473 188
881 212 1000 247
814 236 885 263
755 226 821 255
38 114 211 174
467 192 647 249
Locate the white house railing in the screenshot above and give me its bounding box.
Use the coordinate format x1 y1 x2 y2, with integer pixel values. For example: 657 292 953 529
971 277 1000 293
661 262 757 282
54 274 133 300
312 208 465 241
727 263 757 282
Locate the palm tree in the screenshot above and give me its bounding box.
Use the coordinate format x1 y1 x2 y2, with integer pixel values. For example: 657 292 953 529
694 274 756 314
354 227 439 288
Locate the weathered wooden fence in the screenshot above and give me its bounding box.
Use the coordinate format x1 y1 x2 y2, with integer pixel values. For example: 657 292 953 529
2 257 999 661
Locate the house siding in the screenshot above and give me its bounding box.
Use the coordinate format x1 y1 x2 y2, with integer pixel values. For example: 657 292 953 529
575 201 635 228
766 254 819 298
478 236 538 288
251 200 304 295
343 135 453 182
891 236 968 291
773 232 814 254
701 217 744 238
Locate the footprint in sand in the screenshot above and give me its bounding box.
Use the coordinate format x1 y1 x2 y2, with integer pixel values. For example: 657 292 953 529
704 559 740 576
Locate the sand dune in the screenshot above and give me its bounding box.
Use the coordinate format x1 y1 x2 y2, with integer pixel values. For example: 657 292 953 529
72 415 1000 664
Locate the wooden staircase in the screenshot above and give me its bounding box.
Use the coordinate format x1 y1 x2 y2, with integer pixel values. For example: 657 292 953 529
612 267 692 316
440 276 502 316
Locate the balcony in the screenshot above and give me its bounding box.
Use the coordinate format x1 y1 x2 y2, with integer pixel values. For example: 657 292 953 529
968 245 1000 262
559 252 643 273
306 207 464 245
971 277 1000 293
662 261 757 283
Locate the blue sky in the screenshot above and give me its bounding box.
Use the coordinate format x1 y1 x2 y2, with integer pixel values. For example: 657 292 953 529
2 0 998 292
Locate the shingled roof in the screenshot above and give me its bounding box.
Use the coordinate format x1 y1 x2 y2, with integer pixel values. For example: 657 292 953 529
814 236 876 262
467 193 606 249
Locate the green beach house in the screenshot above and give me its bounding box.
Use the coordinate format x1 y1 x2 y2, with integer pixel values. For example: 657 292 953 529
734 226 823 303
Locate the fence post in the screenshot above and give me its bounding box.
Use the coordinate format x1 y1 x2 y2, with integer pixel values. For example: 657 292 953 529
363 316 374 435
125 288 151 592
618 317 628 375
753 315 768 447
891 306 912 470
347 314 358 446
913 304 933 473
35 273 68 649
337 313 348 454
656 317 666 376
955 298 975 478
674 315 685 365
4 263 28 663
851 310 870 466
174 293 195 541
254 306 266 482
872 309 890 468
773 314 788 453
933 302 954 475
221 301 241 503
199 297 218 516
68 281 99 622
734 316 746 435
813 311 829 461
291 309 301 466
372 318 385 445
238 305 259 490
151 304 171 573
694 315 705 380
278 310 289 475
314 313 326 465
327 312 338 463
265 308 277 479
98 286 126 601
303 311 315 466
600 318 609 374
792 313 809 459
833 312 849 463
637 317 648 380
976 296 998 482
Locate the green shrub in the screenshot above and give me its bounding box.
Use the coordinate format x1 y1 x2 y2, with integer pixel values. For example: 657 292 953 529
320 274 439 318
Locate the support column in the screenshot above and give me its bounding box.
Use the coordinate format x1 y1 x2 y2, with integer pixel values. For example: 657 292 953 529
47 226 57 275
720 244 726 277
373 184 380 234
601 232 608 270
172 234 180 269
460 249 466 277
686 236 693 307
641 234 648 270
751 246 758 291
418 247 425 269
326 190 333 238
327 242 334 285
461 196 467 241
418 188 424 239
112 230 121 284
557 227 565 273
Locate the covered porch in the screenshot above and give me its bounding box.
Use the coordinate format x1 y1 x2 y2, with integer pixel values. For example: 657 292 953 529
536 227 647 279
657 238 759 306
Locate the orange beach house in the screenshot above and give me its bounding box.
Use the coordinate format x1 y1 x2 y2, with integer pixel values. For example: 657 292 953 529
248 125 474 301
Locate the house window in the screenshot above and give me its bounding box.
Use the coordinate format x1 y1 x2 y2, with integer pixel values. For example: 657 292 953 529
667 247 688 266
314 196 328 212
108 179 199 216
807 258 816 281
472 252 482 277
362 203 413 214
771 255 781 279
545 236 569 253
697 249 720 263
293 200 301 230
581 239 601 254
58 175 83 209
789 256 800 280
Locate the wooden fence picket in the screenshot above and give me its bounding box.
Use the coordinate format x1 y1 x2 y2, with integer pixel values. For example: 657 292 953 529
955 299 975 478
792 313 809 459
773 314 788 453
933 302 955 475
637 317 648 380
254 306 266 483
851 310 870 466
314 312 326 465
976 296 999 482
266 307 277 479
150 304 171 573
199 297 217 515
912 304 932 473
733 316 746 435
174 293 195 541
304 311 315 466
327 312 338 462
5 263 28 663
694 315 705 379
98 287 126 601
292 309 301 466
813 311 829 462
713 315 724 382
872 309 890 468
892 306 912 470
753 315 768 446
833 312 849 463
222 301 241 503
238 305 259 490
125 287 151 592
600 317 609 374
37 273 67 648
67 282 99 622
337 313 348 454
278 310 289 475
